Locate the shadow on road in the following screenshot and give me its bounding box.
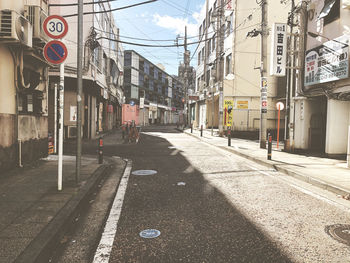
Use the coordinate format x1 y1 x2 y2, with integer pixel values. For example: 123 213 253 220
98 128 294 262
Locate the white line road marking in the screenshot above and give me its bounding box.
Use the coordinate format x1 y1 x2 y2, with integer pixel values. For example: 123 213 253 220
92 159 132 263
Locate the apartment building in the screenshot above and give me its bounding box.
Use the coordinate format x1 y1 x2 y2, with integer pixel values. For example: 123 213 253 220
123 50 184 125
48 0 124 140
0 0 50 172
194 0 289 139
291 0 350 156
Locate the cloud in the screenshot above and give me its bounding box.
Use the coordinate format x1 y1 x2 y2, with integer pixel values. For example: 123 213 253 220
152 3 206 37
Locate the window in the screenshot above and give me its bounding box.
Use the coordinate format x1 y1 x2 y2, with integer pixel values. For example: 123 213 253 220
198 51 201 65
208 39 211 54
93 46 101 70
201 47 205 61
199 25 202 38
208 9 212 26
212 34 216 51
206 69 210 86
203 18 206 31
125 52 131 67
226 54 232 76
103 53 107 75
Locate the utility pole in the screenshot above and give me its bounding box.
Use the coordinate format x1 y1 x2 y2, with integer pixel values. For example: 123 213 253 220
217 0 224 135
259 0 268 149
217 0 225 135
184 26 190 127
76 0 83 184
284 0 295 150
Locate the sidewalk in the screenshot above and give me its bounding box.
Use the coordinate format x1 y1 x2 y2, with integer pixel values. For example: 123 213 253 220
0 130 127 263
182 128 350 197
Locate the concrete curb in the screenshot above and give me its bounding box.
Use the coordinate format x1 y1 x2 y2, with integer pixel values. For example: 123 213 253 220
14 158 124 263
182 130 350 197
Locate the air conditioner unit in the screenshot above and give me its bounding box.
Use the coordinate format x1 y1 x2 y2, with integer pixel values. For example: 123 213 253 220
0 10 32 47
24 5 49 43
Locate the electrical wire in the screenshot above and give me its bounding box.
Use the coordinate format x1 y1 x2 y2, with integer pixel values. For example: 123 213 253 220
49 0 117 7
96 36 203 47
93 27 177 42
63 0 158 18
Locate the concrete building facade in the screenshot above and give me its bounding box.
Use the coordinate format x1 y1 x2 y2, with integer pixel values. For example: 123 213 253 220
289 0 350 157
48 0 124 141
123 50 184 125
0 0 50 173
193 0 289 139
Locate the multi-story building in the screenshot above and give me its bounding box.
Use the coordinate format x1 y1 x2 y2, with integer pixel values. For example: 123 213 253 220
123 50 184 125
178 62 196 122
193 0 289 139
290 0 350 156
0 0 50 172
48 0 124 140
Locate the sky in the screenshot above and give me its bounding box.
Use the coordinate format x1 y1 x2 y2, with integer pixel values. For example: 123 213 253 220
111 0 206 75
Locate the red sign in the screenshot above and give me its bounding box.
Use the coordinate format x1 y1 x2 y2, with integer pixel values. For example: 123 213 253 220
44 40 68 64
43 15 68 39
189 96 199 101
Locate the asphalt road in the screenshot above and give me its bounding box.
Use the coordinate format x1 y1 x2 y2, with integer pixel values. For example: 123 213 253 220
90 126 350 263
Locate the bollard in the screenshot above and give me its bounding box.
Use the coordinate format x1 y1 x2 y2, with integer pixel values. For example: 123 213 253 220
191 123 193 133
228 127 231 146
267 133 272 160
200 125 203 137
98 137 103 164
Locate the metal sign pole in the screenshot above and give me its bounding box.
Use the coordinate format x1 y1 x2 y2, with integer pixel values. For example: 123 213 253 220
54 83 58 153
58 63 65 191
76 0 83 184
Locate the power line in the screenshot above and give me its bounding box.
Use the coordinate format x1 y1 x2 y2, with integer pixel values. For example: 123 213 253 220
96 36 203 47
49 0 116 7
161 0 194 17
93 27 177 42
63 0 158 18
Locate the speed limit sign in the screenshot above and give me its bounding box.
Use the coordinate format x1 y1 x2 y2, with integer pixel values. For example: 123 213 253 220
43 15 68 39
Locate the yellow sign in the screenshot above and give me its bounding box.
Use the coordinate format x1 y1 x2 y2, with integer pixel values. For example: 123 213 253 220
223 100 234 127
236 100 249 109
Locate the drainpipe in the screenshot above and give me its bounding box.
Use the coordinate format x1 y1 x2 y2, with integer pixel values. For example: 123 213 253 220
9 47 21 167
18 139 23 167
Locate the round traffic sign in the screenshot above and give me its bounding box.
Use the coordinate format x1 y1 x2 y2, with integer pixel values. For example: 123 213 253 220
276 102 285 110
44 40 68 64
43 15 68 39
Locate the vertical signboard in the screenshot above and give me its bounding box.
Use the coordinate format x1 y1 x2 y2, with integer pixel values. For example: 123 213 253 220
270 23 287 76
139 98 144 109
223 100 234 127
261 77 268 113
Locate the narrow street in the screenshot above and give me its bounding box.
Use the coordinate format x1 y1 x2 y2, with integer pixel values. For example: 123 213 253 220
86 126 350 262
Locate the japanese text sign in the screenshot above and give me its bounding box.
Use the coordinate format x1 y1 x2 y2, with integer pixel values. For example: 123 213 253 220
270 23 287 76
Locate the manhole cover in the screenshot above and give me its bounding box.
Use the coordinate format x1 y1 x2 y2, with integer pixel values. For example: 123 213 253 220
325 224 350 245
132 170 157 176
177 182 186 186
139 229 161 239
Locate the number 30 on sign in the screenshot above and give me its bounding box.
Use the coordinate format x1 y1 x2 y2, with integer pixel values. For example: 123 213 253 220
43 15 68 39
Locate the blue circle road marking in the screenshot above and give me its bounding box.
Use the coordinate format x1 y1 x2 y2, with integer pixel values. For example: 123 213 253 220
44 40 67 64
